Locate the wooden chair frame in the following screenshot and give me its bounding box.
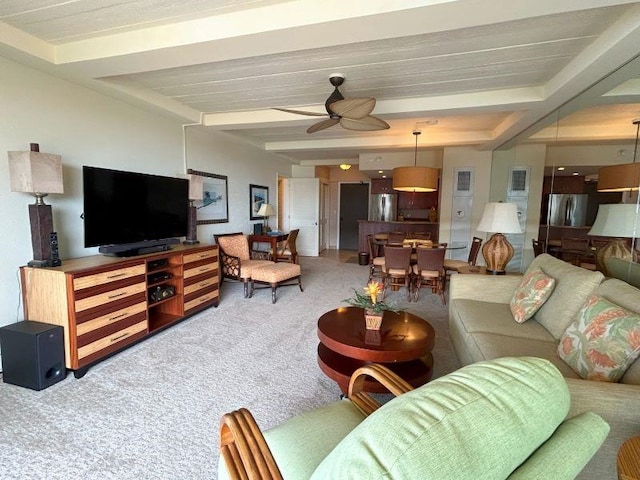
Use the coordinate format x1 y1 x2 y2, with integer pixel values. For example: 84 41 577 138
219 364 413 480
276 229 299 264
383 245 413 301
367 234 385 283
413 246 446 303
214 233 272 297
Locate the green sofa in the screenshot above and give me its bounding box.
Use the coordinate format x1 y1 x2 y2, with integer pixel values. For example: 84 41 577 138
219 357 608 479
449 253 640 480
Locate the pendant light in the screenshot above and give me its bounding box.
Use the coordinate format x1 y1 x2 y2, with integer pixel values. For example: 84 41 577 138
597 119 640 192
392 129 438 192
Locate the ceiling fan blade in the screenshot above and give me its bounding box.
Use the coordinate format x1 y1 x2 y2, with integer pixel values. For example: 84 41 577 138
329 97 375 119
307 118 340 133
273 107 327 117
340 115 390 132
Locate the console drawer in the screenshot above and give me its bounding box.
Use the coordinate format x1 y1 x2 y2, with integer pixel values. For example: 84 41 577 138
77 320 147 361
73 264 146 290
184 290 218 313
184 249 217 264
184 275 219 295
184 262 217 280
76 301 147 336
75 282 146 313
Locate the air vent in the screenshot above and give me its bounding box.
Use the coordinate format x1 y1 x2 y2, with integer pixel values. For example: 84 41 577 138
454 168 473 196
507 167 530 196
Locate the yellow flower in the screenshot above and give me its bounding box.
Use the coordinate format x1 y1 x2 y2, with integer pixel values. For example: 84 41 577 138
364 281 383 304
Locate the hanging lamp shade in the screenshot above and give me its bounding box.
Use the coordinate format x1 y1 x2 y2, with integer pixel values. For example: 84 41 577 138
392 166 438 192
597 119 640 192
393 129 439 192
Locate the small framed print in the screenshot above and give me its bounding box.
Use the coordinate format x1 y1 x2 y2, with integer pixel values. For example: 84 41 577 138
187 169 229 224
249 184 269 220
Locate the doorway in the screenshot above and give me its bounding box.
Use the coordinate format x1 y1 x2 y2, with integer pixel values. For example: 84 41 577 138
339 183 369 250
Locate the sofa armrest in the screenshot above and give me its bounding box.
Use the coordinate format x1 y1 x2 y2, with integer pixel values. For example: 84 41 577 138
449 274 523 303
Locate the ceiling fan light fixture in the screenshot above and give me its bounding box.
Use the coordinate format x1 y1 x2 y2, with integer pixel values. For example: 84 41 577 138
597 119 640 192
340 163 352 171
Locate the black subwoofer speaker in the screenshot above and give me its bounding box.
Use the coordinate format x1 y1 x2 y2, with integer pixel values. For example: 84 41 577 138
0 321 66 390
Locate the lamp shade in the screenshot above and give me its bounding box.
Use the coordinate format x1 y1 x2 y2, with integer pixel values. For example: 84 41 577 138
477 202 522 234
588 204 640 238
597 163 640 192
392 166 438 192
257 203 275 217
179 174 203 201
8 151 64 194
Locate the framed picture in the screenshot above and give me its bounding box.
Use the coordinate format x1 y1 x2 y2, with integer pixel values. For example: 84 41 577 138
249 184 269 220
187 169 229 224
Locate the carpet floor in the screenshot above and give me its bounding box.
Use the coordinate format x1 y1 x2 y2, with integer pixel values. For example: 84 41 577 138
0 256 460 480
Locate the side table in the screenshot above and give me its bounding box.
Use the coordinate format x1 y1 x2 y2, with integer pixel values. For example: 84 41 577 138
618 436 640 479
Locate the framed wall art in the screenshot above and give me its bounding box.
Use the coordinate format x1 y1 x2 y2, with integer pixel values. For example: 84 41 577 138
249 184 269 220
187 169 229 224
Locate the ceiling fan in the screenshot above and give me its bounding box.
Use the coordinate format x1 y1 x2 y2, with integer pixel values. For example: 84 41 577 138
275 74 390 134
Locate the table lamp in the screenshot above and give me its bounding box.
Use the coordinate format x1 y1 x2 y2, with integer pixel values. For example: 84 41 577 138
477 202 522 275
181 174 203 245
8 143 64 267
257 203 275 234
588 203 639 275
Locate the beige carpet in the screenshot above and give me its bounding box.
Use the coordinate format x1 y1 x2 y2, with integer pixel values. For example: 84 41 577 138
0 256 460 479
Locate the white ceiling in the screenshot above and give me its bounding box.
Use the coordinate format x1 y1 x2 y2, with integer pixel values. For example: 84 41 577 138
2 0 640 166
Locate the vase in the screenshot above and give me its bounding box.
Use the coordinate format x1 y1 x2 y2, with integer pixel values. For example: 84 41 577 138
364 309 383 330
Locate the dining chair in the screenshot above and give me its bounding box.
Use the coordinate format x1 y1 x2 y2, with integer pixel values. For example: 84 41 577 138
382 245 413 301
276 229 299 264
561 237 590 266
387 231 407 244
410 231 431 240
413 245 446 303
367 234 385 283
443 237 482 279
532 238 546 257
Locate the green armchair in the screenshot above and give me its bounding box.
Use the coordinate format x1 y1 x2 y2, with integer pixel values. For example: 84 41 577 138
219 357 609 480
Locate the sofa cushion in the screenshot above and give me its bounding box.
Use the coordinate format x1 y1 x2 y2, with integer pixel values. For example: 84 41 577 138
510 269 556 323
311 357 569 480
450 299 555 341
525 254 604 340
558 294 640 382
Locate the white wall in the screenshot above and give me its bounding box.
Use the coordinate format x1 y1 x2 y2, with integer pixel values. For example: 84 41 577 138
0 56 291 352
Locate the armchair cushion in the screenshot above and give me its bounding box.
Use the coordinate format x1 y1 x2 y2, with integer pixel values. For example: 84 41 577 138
558 294 640 382
509 268 556 323
311 357 573 480
217 234 251 261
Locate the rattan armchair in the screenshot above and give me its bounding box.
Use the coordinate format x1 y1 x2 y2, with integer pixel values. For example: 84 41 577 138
214 233 273 297
219 364 412 480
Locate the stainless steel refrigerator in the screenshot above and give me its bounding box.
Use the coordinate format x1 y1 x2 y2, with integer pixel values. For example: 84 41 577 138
547 193 588 226
369 194 398 222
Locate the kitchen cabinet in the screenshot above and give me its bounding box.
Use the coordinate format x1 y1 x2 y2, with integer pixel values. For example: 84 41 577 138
398 191 438 210
371 178 394 194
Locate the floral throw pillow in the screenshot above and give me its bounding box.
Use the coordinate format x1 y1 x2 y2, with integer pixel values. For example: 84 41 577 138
558 295 640 382
509 269 556 323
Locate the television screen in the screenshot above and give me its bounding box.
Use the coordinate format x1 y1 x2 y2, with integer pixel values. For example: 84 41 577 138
83 166 189 248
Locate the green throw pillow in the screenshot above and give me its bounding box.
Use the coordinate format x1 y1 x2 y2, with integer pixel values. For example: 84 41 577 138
558 294 640 382
510 268 556 323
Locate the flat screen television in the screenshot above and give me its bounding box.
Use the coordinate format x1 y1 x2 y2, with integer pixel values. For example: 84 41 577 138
83 166 189 254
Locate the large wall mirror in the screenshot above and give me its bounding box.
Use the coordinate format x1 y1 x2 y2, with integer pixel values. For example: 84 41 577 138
491 53 640 286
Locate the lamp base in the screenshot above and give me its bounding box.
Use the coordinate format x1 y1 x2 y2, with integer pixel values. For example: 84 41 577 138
595 238 636 276
485 269 507 276
28 203 53 266
27 259 53 268
481 233 514 275
183 204 199 245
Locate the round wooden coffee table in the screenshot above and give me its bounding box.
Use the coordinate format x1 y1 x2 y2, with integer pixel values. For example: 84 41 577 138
317 306 435 394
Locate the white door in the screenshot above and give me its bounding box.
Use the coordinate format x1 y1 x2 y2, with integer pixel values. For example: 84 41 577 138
288 178 320 257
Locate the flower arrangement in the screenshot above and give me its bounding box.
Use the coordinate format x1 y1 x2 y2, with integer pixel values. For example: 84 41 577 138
343 281 399 314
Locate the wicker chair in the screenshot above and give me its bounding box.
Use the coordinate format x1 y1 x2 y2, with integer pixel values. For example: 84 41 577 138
219 364 411 480
382 245 413 301
443 237 482 276
214 233 273 297
275 229 299 264
413 245 446 303
367 234 385 283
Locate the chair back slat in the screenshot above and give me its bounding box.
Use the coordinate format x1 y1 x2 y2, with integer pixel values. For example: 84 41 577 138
416 246 446 271
387 232 407 244
468 237 483 265
384 245 412 270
